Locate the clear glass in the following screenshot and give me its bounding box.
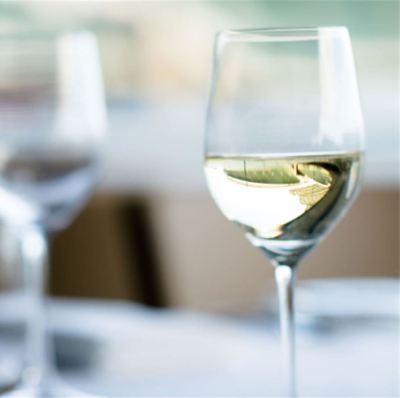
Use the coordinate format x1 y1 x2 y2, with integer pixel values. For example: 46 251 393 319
204 27 364 397
0 30 107 397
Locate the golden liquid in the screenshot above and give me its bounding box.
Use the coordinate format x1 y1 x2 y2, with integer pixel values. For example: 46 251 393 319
204 152 362 242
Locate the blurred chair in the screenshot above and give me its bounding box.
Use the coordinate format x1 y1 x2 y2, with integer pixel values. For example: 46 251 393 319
50 195 166 307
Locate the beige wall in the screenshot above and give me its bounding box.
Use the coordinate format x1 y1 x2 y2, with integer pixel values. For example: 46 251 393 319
43 190 398 313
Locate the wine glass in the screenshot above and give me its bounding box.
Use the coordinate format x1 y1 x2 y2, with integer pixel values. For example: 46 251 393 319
0 30 107 396
204 27 364 396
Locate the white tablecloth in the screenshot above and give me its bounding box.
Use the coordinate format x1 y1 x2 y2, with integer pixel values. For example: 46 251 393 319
0 279 398 397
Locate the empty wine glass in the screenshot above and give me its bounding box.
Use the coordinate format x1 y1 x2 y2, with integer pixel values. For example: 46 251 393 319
204 27 364 396
0 30 107 397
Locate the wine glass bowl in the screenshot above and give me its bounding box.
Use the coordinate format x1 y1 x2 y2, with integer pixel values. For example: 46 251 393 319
204 27 364 396
0 32 106 232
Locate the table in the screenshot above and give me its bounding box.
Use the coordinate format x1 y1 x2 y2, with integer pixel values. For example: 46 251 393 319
0 279 398 397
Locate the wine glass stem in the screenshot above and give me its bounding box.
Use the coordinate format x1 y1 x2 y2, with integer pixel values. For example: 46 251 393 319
274 264 297 397
19 224 51 387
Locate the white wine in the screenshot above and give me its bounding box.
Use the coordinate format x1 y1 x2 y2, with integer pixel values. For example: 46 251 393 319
205 152 362 261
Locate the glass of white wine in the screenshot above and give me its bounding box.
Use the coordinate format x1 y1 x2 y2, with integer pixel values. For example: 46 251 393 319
0 30 107 397
204 27 364 396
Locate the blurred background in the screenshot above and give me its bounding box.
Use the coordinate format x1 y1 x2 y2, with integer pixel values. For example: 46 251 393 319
0 1 398 312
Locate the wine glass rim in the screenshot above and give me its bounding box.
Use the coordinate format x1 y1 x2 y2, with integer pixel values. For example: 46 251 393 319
217 26 348 42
